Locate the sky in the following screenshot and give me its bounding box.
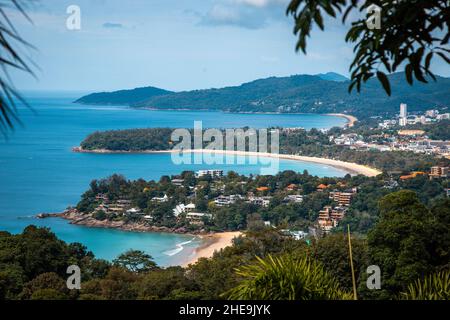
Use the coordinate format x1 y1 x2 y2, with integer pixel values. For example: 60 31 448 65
8 0 449 93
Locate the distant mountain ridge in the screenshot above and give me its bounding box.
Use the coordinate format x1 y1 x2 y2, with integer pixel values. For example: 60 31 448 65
75 86 173 106
316 72 349 82
75 73 450 118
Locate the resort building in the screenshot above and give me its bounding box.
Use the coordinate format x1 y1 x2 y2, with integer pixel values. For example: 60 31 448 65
283 195 304 203
247 196 271 208
95 193 109 202
329 188 357 207
196 170 224 178
126 208 142 215
316 184 329 192
171 179 184 186
330 207 347 221
317 205 348 233
186 212 212 226
285 184 297 191
430 166 449 178
214 195 243 207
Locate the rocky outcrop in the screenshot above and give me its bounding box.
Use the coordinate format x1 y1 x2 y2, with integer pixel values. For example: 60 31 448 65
38 210 206 235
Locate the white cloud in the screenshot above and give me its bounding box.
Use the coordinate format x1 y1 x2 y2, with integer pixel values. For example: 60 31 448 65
199 0 289 29
234 0 288 8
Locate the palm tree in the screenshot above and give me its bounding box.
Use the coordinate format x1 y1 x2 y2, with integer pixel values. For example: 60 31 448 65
0 0 35 135
224 254 352 300
400 270 450 300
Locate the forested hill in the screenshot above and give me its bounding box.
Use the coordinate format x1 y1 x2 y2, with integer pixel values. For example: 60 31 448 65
75 73 450 118
75 86 173 106
316 72 349 82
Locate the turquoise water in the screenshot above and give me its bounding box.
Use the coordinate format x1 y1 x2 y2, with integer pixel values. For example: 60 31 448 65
0 92 347 266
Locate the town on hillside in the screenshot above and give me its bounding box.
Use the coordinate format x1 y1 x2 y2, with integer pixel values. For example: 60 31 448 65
51 162 449 238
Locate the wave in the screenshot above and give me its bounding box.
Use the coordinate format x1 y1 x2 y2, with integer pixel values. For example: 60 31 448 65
163 238 196 256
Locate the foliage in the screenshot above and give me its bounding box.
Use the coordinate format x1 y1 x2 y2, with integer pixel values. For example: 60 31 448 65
77 73 450 118
424 119 450 140
286 0 450 95
0 0 36 135
224 254 352 300
81 128 174 151
75 86 173 106
310 233 368 291
365 191 450 299
113 250 157 273
0 226 111 300
20 272 69 300
400 270 450 300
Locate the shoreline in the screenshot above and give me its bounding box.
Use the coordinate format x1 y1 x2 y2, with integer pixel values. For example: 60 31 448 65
73 147 381 177
325 113 358 127
47 210 207 235
74 103 356 128
37 210 242 266
181 231 242 267
136 110 357 128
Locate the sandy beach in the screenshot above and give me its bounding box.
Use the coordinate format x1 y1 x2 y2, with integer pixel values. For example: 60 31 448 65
326 113 358 127
74 147 381 177
182 231 242 267
183 149 381 177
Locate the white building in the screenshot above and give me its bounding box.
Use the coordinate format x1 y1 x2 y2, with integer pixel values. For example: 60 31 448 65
126 208 143 215
173 203 196 217
284 195 304 203
247 196 271 208
152 194 168 203
400 103 408 118
186 212 213 225
196 170 224 179
173 204 186 217
171 179 184 186
399 103 408 126
214 195 244 207
425 110 439 118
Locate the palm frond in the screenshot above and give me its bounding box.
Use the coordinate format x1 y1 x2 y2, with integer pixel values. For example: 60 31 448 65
223 254 352 300
400 270 450 300
0 0 35 136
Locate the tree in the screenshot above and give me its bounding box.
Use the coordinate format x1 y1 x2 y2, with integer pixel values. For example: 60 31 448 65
366 191 450 299
134 267 199 300
30 289 68 300
287 0 450 95
113 250 157 273
224 255 352 300
81 267 139 300
311 233 368 292
20 272 69 300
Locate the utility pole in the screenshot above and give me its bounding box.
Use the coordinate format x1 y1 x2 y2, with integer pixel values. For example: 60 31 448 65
347 224 358 300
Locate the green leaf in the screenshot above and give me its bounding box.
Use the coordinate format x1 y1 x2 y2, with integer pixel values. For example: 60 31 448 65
377 71 391 96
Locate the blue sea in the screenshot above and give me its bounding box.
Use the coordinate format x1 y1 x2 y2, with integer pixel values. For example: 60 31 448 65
0 92 347 266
